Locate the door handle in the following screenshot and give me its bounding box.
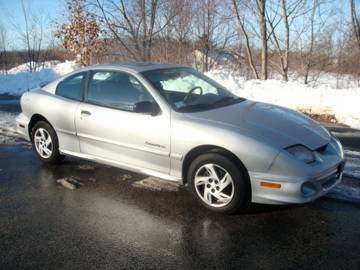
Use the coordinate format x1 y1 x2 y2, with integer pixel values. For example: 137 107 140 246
81 110 91 117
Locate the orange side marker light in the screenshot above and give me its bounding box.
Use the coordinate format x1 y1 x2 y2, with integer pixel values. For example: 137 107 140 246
260 181 282 189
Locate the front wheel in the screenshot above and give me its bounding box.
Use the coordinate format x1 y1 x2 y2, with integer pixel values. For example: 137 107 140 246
188 153 249 214
31 121 64 164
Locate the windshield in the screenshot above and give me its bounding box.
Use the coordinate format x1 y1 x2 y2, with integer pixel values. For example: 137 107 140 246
141 68 245 112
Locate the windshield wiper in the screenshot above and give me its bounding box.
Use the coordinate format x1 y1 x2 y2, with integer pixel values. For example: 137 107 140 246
213 96 244 106
177 103 215 112
177 97 245 112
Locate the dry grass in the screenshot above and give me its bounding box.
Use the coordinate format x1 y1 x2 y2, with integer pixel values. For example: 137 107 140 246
301 111 338 124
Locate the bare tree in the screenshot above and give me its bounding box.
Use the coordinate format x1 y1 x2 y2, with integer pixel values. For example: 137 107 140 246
154 0 194 64
0 22 9 73
294 0 336 85
172 0 194 61
17 0 44 72
303 0 318 84
350 0 360 50
256 0 268 79
152 0 194 64
232 0 268 79
194 0 234 72
93 0 177 62
232 0 259 79
267 0 305 81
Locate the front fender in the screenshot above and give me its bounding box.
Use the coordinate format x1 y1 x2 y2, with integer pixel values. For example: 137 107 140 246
170 114 280 179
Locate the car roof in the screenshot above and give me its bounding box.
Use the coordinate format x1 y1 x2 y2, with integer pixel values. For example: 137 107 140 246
89 62 187 73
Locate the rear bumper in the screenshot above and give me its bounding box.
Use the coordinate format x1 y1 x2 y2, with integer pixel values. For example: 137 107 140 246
15 113 30 141
250 160 345 205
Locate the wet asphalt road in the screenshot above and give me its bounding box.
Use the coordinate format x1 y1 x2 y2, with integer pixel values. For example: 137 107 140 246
1 145 360 270
1 97 360 269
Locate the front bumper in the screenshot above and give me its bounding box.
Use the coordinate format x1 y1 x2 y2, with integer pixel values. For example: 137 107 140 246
15 113 30 141
250 160 345 205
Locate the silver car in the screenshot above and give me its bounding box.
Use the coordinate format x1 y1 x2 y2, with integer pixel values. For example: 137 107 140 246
16 63 345 213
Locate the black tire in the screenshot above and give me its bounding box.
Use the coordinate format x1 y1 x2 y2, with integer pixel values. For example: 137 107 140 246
31 121 64 164
188 153 250 214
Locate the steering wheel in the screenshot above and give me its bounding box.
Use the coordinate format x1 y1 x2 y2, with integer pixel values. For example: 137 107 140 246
183 86 203 103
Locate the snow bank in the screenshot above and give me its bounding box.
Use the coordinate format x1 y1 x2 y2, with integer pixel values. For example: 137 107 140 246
343 150 360 179
206 70 360 130
1 62 359 129
0 61 78 95
0 112 29 145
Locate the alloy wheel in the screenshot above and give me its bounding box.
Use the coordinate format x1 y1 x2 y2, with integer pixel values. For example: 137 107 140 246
34 128 53 159
194 163 234 208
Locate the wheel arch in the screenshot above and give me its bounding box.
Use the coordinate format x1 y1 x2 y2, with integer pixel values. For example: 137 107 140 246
182 145 250 185
28 114 54 138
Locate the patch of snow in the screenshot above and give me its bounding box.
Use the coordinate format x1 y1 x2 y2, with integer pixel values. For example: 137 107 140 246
206 70 360 130
326 184 360 203
344 149 360 157
0 112 16 134
56 177 84 190
132 177 180 192
343 150 360 179
56 178 77 190
271 72 360 89
0 112 23 144
0 61 79 95
0 112 31 146
6 61 58 74
305 73 360 89
118 174 132 181
331 131 360 138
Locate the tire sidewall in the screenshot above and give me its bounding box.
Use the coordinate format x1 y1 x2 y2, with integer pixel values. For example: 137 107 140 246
188 153 248 214
31 121 61 163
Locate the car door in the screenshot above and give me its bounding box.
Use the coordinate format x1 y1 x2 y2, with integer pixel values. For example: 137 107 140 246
46 72 87 153
74 70 171 175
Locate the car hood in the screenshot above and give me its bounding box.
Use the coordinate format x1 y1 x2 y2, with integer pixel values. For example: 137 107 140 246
185 100 330 150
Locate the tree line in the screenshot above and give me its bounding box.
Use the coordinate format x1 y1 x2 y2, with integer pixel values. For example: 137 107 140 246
1 0 360 85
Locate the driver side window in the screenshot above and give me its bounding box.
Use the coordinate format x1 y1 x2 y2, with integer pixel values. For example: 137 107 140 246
86 71 154 112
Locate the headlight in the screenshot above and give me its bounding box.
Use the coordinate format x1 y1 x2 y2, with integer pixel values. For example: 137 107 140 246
286 145 315 164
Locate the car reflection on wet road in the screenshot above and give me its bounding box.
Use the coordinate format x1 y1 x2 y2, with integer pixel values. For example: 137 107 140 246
0 145 359 269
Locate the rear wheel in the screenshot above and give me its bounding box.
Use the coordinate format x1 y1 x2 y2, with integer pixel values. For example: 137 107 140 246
188 153 249 214
31 121 64 164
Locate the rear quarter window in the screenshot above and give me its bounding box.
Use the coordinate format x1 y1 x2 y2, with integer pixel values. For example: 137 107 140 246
56 73 85 101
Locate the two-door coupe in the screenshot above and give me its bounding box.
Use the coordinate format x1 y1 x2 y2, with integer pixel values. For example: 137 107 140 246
16 63 345 213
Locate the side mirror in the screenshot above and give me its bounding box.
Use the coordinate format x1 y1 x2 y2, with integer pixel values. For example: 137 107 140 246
134 101 160 116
